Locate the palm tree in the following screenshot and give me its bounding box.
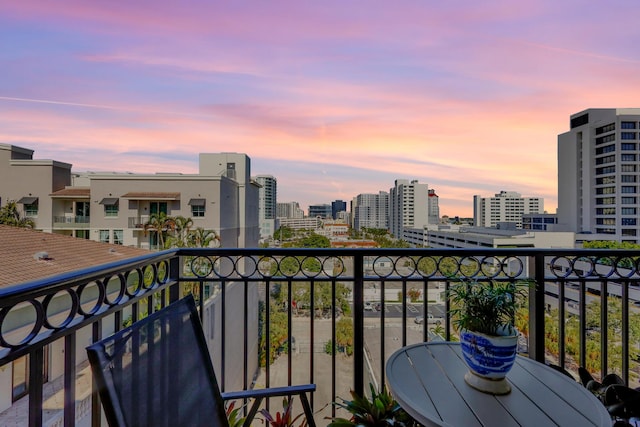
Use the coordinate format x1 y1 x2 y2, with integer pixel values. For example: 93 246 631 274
0 200 35 228
143 212 176 249
187 227 220 248
167 215 194 248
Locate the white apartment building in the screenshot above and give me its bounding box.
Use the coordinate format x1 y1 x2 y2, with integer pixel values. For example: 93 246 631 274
0 144 260 249
473 191 543 229
277 201 304 219
352 192 389 231
389 179 431 238
558 108 640 242
254 175 277 239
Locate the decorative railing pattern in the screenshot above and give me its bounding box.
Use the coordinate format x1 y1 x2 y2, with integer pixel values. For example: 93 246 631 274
2 248 640 426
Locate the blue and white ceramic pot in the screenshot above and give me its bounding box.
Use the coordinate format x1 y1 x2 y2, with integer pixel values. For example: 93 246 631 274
459 328 518 394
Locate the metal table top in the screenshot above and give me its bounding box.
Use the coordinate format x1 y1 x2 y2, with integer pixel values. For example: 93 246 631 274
386 342 611 427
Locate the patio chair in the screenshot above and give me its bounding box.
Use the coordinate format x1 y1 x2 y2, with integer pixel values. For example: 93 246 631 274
86 295 316 427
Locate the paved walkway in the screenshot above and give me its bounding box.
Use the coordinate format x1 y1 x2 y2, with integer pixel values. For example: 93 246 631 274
0 360 94 427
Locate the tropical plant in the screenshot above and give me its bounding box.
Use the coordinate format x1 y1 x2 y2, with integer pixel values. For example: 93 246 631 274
259 397 307 427
225 401 247 427
187 227 220 248
143 212 176 249
329 384 417 427
0 200 35 228
447 280 529 336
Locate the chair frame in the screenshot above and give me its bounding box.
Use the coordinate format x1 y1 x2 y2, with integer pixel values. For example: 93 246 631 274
87 295 316 427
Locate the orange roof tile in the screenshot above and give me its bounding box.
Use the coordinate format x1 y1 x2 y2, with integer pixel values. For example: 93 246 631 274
0 225 150 287
50 188 91 198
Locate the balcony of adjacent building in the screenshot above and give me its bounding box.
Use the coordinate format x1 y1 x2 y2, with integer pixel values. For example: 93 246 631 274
50 188 91 231
2 247 640 426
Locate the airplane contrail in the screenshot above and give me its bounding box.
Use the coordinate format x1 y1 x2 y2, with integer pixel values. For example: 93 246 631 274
0 96 209 118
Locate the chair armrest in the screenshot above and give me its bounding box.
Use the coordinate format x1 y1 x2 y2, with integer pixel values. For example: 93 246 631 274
221 384 316 427
221 384 316 401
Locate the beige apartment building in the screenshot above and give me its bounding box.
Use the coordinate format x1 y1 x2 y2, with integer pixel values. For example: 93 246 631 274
0 144 260 249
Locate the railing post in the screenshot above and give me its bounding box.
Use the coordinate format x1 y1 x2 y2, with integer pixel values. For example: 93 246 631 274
353 253 364 397
64 334 76 427
169 255 180 304
529 254 546 362
28 347 44 427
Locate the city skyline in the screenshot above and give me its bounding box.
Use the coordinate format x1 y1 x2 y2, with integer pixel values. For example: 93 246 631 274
2 2 640 216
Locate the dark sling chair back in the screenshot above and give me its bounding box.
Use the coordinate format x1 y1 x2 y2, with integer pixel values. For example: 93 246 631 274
86 295 316 427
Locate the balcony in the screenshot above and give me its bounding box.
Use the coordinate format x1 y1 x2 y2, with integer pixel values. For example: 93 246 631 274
52 216 90 228
1 247 640 426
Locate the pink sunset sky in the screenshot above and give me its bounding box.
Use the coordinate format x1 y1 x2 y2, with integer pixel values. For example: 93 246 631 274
2 1 640 217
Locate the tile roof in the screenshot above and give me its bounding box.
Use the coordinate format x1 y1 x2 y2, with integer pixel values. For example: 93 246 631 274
121 192 180 200
49 188 91 197
0 225 150 287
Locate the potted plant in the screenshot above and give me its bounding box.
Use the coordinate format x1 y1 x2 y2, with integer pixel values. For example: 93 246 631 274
328 384 418 427
448 280 528 395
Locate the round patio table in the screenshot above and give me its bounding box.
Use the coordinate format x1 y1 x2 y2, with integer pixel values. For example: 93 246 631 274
386 342 611 427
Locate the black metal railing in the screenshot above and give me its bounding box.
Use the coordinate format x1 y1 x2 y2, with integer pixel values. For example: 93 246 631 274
2 248 640 426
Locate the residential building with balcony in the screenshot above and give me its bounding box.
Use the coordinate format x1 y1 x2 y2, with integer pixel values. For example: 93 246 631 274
558 108 640 242
352 192 389 231
473 191 543 229
277 201 304 219
0 145 259 249
389 179 431 238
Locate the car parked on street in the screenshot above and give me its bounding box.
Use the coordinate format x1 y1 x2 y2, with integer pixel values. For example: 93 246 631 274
414 313 442 325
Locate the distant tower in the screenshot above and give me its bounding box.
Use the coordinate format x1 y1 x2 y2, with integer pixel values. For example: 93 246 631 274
428 189 440 224
331 200 347 219
389 179 429 238
473 191 542 229
254 175 277 238
353 192 389 231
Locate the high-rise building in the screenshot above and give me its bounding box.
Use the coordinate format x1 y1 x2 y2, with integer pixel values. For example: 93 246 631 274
308 204 332 219
277 201 304 219
389 179 430 238
254 175 277 239
331 200 347 220
353 192 389 231
428 189 440 224
473 191 543 229
558 108 640 242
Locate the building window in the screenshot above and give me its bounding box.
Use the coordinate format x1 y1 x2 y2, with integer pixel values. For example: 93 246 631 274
596 176 616 185
621 121 637 129
596 166 616 175
622 229 638 236
188 198 206 217
622 207 637 215
596 155 615 165
622 175 637 183
192 205 205 217
113 229 123 245
621 164 637 172
596 208 616 215
596 197 615 205
24 203 38 217
99 230 110 243
105 205 118 217
622 186 637 194
621 132 636 140
622 154 637 162
150 201 168 215
596 144 616 154
622 218 637 226
596 187 616 195
621 143 637 150
596 123 616 135
622 197 637 204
